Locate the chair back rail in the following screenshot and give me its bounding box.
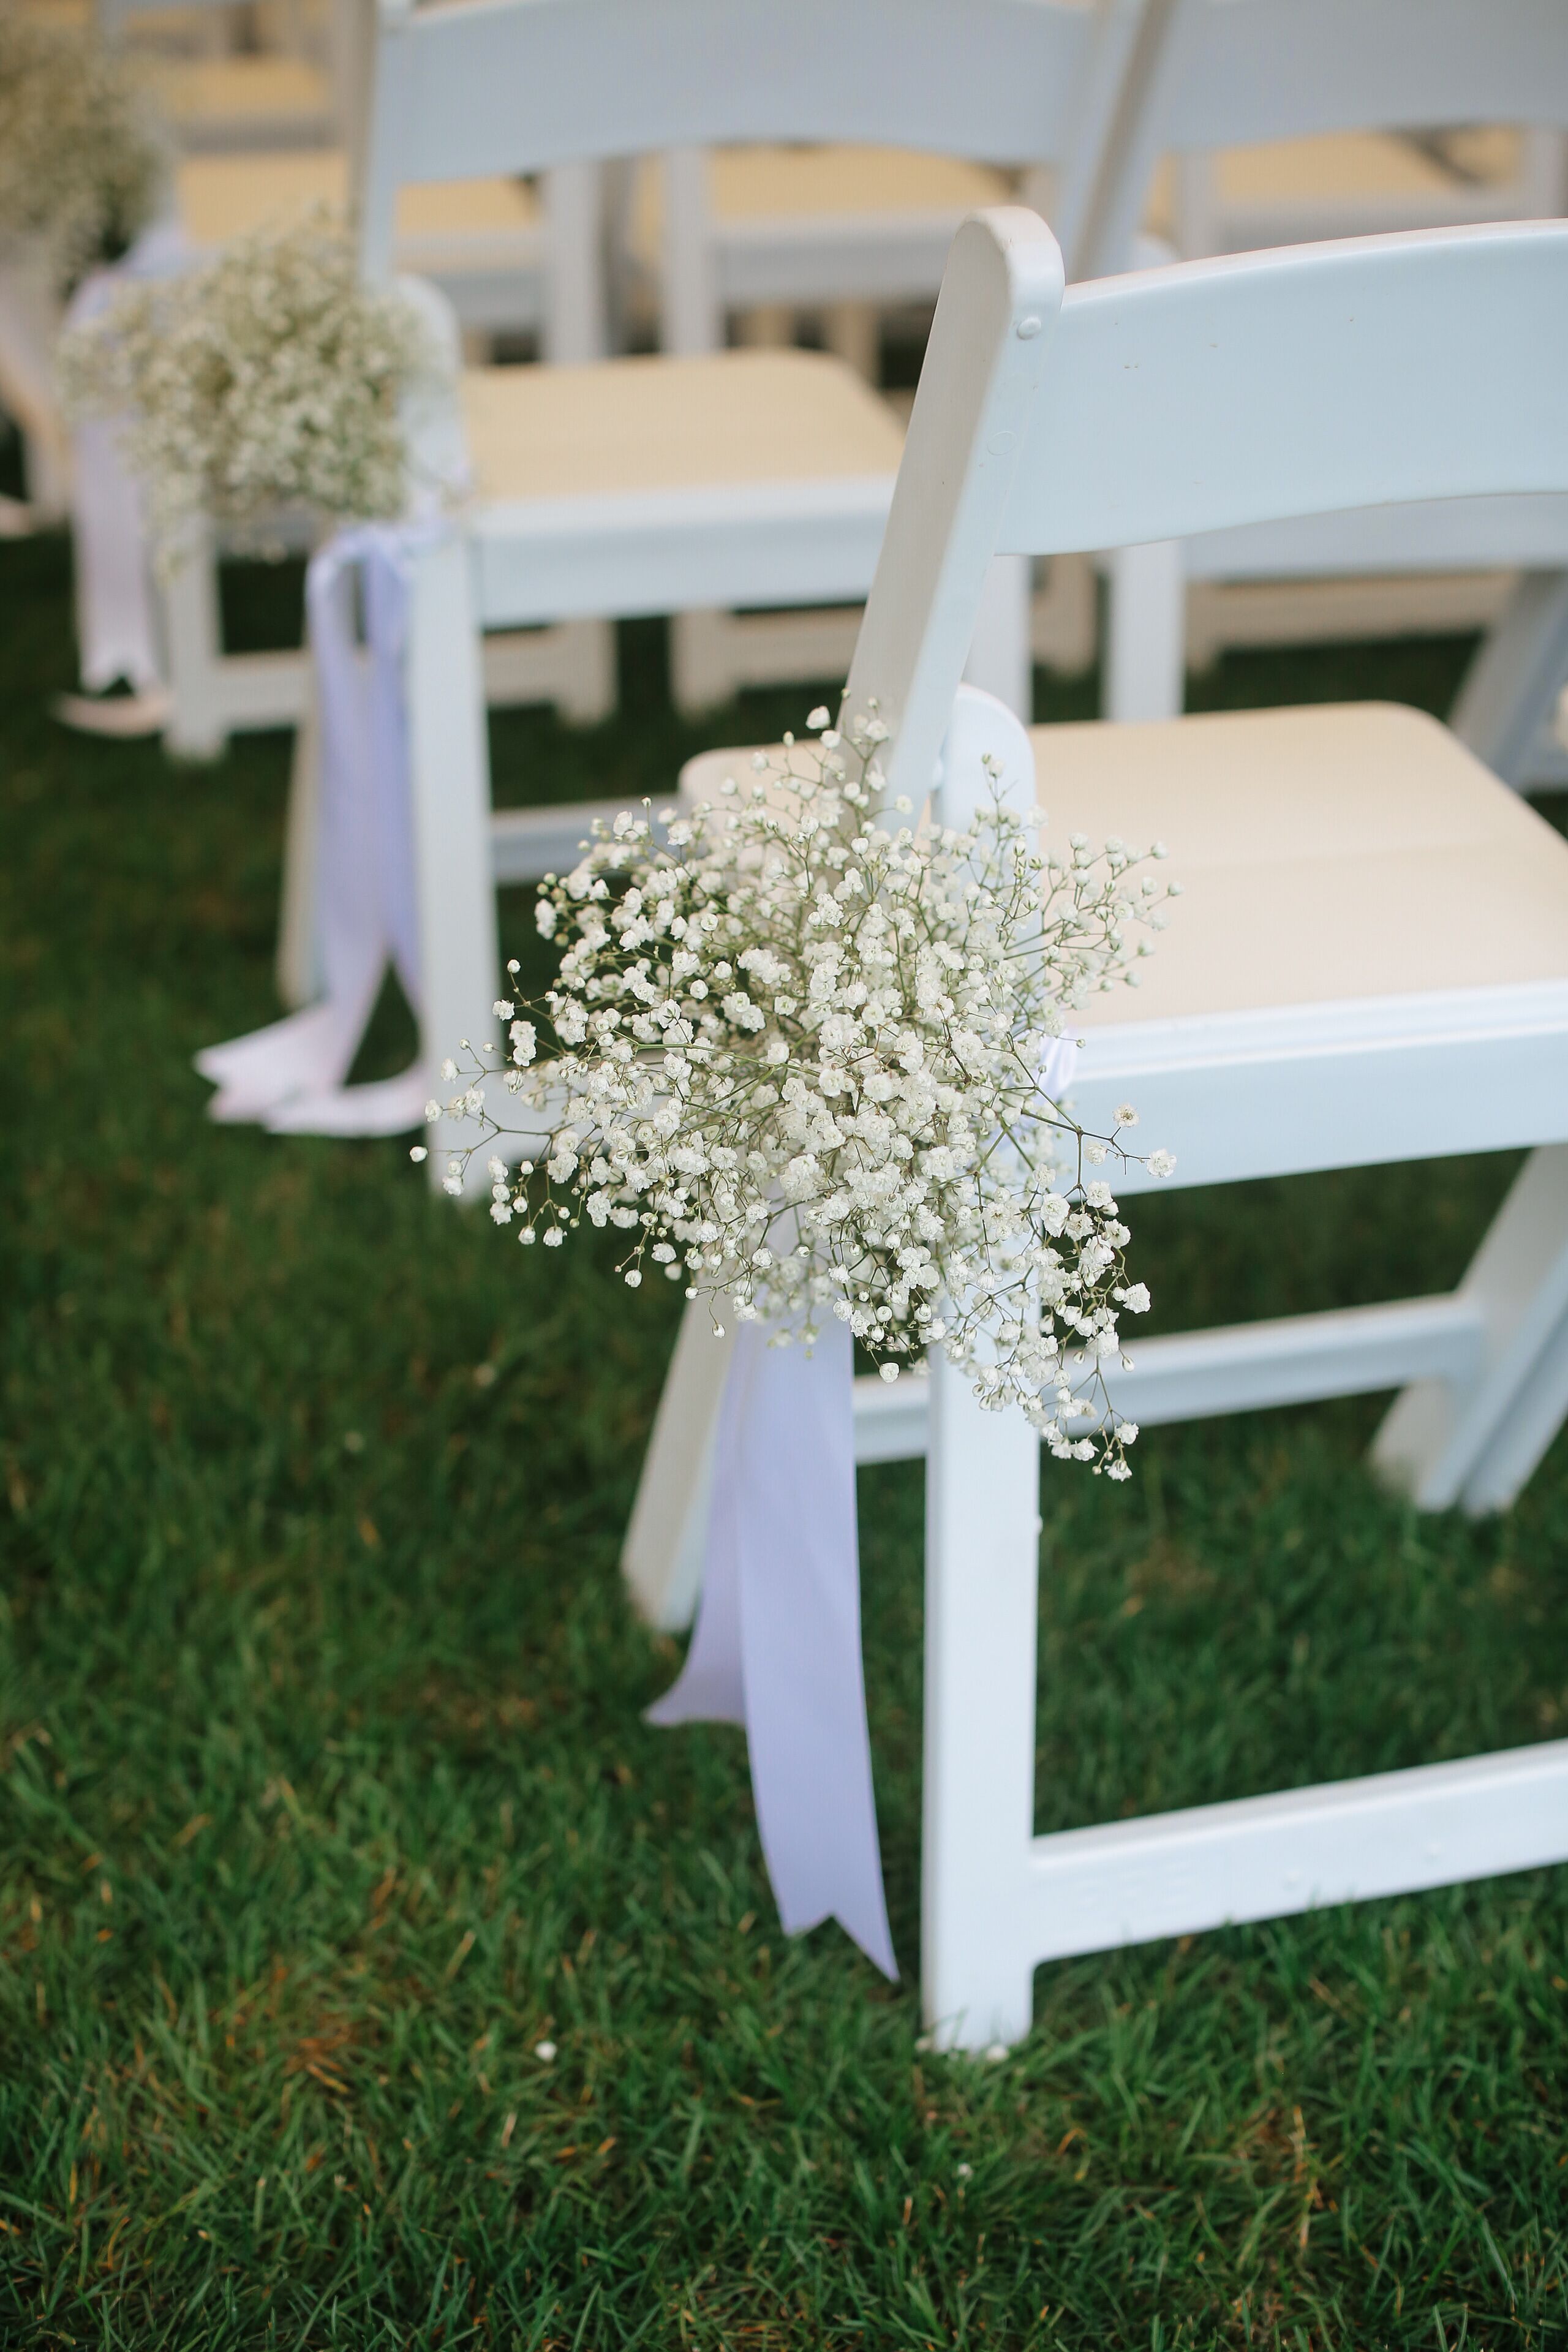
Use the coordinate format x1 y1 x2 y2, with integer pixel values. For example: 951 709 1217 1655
850 214 1568 797
361 0 1141 280
1079 0 1568 280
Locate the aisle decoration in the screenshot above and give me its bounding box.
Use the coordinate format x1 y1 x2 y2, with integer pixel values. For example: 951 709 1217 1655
439 709 1175 1461
59 213 437 564
0 8 167 290
431 705 1178 1972
62 213 455 1129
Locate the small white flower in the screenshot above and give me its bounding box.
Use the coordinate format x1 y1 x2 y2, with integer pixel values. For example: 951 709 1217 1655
493 1000 514 1020
957 2162 973 2180
533 2040 556 2063
409 1145 427 1162
1115 1102 1139 1127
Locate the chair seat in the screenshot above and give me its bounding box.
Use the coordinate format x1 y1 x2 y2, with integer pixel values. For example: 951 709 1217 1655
177 155 540 254
630 144 1016 261
146 53 334 138
1145 129 1539 249
460 347 905 507
682 702 1568 1026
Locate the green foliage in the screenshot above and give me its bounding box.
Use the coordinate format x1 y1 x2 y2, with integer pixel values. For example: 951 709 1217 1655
1 530 1565 2347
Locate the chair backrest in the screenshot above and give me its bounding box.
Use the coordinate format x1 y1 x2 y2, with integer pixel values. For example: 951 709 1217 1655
359 0 1148 280
1076 0 1568 277
848 211 1568 798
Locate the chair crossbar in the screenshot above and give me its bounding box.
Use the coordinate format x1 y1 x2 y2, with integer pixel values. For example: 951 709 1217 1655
491 798 645 886
1016 1740 1568 1972
852 1293 1484 1464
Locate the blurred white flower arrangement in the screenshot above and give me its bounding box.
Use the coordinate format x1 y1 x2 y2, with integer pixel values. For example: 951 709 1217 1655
59 213 439 559
431 707 1179 1475
0 7 168 288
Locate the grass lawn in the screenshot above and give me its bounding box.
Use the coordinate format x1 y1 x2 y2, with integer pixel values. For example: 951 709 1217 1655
2 524 1566 2349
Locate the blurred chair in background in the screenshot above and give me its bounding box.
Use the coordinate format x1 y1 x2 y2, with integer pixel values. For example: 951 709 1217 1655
330 0 1149 1159
96 0 345 153
636 208 1568 2043
625 139 1105 709
155 149 613 761
1070 0 1568 786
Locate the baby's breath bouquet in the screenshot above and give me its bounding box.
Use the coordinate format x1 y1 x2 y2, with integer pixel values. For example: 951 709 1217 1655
0 7 167 288
434 707 1178 1476
59 214 438 557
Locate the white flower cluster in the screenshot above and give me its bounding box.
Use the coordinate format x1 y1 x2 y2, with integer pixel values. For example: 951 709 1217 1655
59 212 436 560
433 708 1178 1475
0 9 167 288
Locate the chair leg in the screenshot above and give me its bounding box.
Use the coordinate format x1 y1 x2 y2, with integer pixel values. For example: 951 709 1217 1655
1103 538 1185 723
405 535 499 1195
963 553 1034 723
159 527 228 761
1450 570 1568 791
622 1302 737 1631
922 1348 1041 2051
276 689 323 1011
1372 1145 1568 1513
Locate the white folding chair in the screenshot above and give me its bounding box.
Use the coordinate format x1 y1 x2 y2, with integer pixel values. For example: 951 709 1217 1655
155 149 612 767
641 140 1107 711
362 0 1147 1166
97 0 344 152
628 209 1568 2046
1072 0 1568 783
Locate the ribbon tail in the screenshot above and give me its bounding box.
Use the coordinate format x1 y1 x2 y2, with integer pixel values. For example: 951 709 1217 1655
647 1314 897 1980
195 527 426 1129
264 1063 430 1137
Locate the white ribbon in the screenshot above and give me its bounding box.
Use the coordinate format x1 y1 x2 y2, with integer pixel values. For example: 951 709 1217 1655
64 224 189 695
195 522 435 1136
649 1311 899 1978
646 1024 1079 1975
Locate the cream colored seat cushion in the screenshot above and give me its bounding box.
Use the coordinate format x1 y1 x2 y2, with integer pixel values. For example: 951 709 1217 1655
682 703 1568 1027
176 154 540 252
147 52 333 133
1145 129 1536 244
460 348 905 506
631 146 1016 267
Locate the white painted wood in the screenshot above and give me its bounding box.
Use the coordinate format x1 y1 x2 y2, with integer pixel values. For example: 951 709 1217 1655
1076 0 1568 287
352 0 1147 1121
669 606 862 718
403 533 497 1189
1104 539 1183 724
480 624 615 724
489 796 646 886
850 1292 1488 1464
923 1344 1042 2049
276 691 323 1009
622 1309 738 1632
961 554 1035 723
1006 227 1568 562
1373 1146 1568 1511
1022 1742 1568 1966
1451 573 1568 793
471 475 898 631
645 212 1568 2038
1077 0 1568 726
159 526 229 761
845 211 1065 803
